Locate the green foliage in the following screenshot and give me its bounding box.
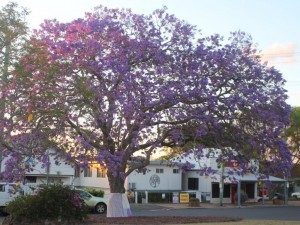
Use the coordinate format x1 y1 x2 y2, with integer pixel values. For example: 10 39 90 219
189 198 200 207
286 107 300 165
84 188 104 197
5 184 88 224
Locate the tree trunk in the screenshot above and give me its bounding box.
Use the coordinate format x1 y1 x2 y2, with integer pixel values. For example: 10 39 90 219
106 171 132 217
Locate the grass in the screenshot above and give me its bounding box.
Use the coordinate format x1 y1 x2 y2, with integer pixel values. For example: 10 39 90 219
90 221 300 225
178 221 300 225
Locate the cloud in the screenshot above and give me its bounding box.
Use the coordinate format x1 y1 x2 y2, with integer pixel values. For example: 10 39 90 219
261 43 298 66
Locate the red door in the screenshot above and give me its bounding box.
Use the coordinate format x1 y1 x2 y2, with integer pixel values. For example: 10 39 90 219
231 184 237 204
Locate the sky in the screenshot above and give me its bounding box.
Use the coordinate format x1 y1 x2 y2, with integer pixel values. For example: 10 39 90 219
1 0 299 106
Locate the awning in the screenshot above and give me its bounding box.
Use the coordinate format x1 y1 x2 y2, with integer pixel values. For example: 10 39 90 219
220 173 286 183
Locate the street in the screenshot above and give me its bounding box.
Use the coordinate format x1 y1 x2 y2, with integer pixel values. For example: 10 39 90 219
1 205 300 223
130 204 300 221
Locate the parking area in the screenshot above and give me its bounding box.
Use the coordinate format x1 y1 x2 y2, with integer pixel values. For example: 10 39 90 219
130 199 300 210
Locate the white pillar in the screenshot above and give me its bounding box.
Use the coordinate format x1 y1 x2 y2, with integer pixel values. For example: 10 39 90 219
145 190 148 204
107 193 131 217
135 191 138 204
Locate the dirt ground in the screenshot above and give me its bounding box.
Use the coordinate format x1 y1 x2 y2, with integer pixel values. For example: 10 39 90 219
3 215 241 225
85 215 242 225
4 200 300 225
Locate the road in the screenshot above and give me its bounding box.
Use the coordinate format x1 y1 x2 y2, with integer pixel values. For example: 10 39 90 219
1 205 300 223
130 204 300 221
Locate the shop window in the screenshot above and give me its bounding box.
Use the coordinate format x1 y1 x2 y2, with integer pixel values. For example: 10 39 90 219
188 178 199 190
84 167 92 177
156 168 164 173
0 184 5 192
97 168 106 178
242 182 255 198
212 183 220 198
173 169 180 174
25 176 37 183
223 184 230 198
75 166 81 177
212 183 230 198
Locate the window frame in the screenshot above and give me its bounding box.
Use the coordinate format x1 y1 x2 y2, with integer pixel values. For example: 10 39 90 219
84 167 92 177
188 178 199 190
156 168 164 174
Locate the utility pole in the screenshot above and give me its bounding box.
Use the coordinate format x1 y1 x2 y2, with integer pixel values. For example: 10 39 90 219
237 179 241 208
46 150 50 185
219 162 225 206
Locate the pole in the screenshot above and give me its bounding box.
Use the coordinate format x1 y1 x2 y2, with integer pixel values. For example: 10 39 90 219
135 191 138 204
219 162 224 206
219 183 223 206
46 150 50 185
262 181 264 205
145 190 148 204
284 178 288 206
237 180 241 208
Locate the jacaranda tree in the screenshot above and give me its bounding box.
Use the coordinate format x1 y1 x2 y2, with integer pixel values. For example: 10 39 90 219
4 6 291 217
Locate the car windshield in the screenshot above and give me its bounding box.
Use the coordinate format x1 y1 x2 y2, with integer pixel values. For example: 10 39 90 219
76 190 91 200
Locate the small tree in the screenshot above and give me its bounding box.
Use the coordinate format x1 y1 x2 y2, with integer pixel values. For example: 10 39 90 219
0 2 29 173
286 107 300 165
234 190 248 205
0 3 62 183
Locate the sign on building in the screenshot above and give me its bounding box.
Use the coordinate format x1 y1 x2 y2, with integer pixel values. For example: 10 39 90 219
180 193 189 203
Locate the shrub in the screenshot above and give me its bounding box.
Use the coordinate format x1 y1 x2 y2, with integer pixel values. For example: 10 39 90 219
274 193 284 200
189 198 200 207
84 188 104 197
5 184 88 224
234 190 248 205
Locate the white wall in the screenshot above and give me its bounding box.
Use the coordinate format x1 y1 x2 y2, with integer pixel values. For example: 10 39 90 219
1 151 75 185
127 164 182 191
73 166 110 196
26 155 74 177
74 163 182 198
182 171 213 193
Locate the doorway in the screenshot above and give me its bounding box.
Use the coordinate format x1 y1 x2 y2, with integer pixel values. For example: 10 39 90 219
231 184 237 204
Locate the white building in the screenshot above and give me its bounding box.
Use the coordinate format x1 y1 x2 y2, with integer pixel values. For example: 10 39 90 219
1 148 285 204
172 149 285 204
127 161 182 203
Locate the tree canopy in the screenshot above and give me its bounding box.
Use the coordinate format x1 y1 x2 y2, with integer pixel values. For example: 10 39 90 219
0 2 34 177
1 5 291 216
286 107 300 165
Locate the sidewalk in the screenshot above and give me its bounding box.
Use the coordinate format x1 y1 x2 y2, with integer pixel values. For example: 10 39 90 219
139 200 300 209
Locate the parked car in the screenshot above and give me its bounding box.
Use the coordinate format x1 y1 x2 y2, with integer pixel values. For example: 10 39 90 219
291 192 300 199
75 189 107 214
0 183 21 212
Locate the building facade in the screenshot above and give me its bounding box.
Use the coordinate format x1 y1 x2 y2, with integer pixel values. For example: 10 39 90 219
1 149 285 204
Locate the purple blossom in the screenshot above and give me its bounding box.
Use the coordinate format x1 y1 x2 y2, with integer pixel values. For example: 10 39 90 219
1 6 291 197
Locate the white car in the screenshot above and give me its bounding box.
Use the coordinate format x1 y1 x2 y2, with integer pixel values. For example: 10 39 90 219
291 192 300 199
75 189 108 214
